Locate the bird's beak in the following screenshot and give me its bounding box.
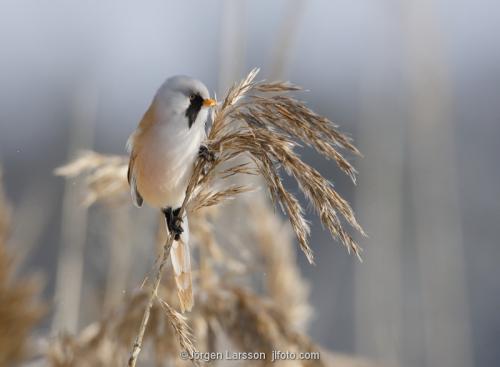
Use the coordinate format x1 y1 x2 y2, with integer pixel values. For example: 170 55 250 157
202 98 217 108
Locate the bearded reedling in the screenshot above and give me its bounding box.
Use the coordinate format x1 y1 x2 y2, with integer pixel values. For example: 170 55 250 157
127 76 216 312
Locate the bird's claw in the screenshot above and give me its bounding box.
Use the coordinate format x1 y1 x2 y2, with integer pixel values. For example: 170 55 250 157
171 221 183 241
164 207 184 241
198 145 215 162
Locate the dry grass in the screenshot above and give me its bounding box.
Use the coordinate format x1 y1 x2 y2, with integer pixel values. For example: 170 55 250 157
41 199 372 366
54 151 129 207
250 199 312 330
204 286 324 367
194 69 364 262
0 169 46 366
47 288 193 367
53 69 365 366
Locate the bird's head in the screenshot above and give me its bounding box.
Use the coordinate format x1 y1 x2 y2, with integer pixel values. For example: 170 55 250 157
155 75 216 129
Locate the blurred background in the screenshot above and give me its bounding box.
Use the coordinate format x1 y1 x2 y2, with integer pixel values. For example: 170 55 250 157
0 1 499 366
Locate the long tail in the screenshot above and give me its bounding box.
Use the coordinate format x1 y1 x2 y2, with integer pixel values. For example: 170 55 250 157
170 216 193 312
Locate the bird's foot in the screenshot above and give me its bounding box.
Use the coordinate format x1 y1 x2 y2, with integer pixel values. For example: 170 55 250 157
198 144 215 162
163 207 183 241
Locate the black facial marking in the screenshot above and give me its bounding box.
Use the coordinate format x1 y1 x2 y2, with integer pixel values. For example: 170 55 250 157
185 93 203 128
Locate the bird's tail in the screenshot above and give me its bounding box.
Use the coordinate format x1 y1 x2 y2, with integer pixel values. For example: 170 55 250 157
170 216 193 312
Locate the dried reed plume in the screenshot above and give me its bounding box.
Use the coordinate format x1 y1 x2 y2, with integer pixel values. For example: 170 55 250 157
55 151 129 206
45 201 319 366
0 168 46 366
249 199 312 330
56 69 364 366
47 287 195 367
130 68 364 365
204 286 324 367
45 199 374 366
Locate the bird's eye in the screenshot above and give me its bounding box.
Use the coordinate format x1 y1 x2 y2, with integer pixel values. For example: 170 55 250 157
189 94 196 101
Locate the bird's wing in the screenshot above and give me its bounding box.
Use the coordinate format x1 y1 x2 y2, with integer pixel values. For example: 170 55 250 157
171 219 193 312
138 101 157 131
126 101 157 208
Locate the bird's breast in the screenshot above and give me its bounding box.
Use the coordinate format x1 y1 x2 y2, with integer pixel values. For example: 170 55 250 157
134 123 204 208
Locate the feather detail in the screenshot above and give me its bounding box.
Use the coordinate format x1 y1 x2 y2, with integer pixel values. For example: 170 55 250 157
127 147 143 207
129 171 143 207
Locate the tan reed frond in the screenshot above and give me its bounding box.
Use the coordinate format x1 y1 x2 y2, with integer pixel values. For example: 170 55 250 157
0 168 46 366
213 68 260 128
218 161 259 179
55 150 128 206
204 287 325 367
114 288 184 354
47 286 196 366
189 207 224 262
249 199 312 330
158 297 201 366
204 287 284 357
188 185 254 213
47 323 125 367
188 206 250 286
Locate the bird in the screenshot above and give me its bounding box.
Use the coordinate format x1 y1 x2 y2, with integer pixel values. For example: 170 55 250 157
126 76 216 312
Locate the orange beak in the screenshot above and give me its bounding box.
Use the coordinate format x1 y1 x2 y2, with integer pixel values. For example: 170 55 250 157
202 98 217 108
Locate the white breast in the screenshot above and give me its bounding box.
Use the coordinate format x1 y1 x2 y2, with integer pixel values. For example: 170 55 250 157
134 115 205 209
